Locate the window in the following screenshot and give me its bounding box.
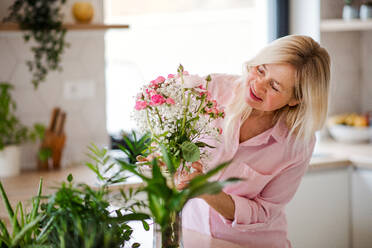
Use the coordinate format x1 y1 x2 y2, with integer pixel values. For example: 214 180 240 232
104 0 268 134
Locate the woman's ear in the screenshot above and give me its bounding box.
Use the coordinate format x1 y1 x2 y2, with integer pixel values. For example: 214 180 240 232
288 98 299 107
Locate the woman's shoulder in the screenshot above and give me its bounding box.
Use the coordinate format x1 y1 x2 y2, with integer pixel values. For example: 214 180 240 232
283 133 316 166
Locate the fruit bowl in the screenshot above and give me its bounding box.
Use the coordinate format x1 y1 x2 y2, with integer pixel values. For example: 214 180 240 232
328 124 372 143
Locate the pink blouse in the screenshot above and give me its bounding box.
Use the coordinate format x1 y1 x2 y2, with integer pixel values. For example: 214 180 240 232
182 74 315 248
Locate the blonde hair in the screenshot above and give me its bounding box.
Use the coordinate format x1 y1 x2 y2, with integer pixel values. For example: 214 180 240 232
223 35 331 149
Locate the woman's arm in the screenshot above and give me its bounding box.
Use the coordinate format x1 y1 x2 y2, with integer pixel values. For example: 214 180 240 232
198 191 235 220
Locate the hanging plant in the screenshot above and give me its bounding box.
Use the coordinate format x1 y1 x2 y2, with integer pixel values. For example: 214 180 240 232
3 0 69 89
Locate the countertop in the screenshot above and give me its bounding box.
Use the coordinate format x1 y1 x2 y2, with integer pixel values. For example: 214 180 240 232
309 139 372 171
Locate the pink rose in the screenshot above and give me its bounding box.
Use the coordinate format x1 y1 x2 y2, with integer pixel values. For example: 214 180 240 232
150 94 166 106
149 80 158 88
154 76 166 84
166 98 175 105
135 100 148 110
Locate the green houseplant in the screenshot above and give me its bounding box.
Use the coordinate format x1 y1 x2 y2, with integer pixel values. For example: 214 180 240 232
88 141 238 248
111 130 151 164
40 174 150 248
0 82 47 177
0 144 152 248
3 0 69 89
0 179 45 247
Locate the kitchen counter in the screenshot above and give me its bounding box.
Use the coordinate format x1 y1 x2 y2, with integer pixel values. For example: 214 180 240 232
309 139 372 171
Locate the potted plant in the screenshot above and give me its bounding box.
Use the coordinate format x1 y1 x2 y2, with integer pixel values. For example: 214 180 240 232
0 146 151 247
343 0 359 20
3 0 69 89
360 1 372 20
0 82 45 177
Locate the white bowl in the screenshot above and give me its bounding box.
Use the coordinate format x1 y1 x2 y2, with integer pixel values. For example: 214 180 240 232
328 124 372 143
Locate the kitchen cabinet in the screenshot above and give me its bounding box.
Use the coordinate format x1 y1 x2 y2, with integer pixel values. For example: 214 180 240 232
352 168 372 248
286 167 351 248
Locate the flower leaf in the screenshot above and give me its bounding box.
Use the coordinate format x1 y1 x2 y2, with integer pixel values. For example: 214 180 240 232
180 141 200 162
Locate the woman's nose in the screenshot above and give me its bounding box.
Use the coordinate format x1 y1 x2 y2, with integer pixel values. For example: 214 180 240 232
255 78 269 92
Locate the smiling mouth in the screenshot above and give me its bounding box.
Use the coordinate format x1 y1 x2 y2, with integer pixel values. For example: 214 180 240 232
250 87 263 101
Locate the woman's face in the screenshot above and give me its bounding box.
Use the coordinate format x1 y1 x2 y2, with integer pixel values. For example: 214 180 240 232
244 63 298 112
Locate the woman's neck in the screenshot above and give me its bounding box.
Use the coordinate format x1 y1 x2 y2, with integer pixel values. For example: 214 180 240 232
250 109 274 119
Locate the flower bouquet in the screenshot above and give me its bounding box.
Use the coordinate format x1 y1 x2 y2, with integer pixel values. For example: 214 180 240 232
132 64 225 177
117 65 238 248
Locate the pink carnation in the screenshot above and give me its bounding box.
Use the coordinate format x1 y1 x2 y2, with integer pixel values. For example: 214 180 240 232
135 100 148 110
166 98 175 105
150 94 166 106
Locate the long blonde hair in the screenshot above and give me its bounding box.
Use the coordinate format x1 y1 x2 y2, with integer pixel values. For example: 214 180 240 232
223 35 331 148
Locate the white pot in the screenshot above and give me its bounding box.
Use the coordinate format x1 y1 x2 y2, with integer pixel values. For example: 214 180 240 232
0 145 21 178
360 4 372 20
343 5 359 20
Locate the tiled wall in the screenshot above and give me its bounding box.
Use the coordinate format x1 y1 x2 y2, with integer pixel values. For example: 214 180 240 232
0 1 108 170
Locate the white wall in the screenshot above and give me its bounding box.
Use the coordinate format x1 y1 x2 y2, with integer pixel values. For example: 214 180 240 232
0 0 109 169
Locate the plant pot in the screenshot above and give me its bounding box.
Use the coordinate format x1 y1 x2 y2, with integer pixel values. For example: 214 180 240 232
0 145 21 178
360 4 372 20
153 211 183 248
343 5 359 20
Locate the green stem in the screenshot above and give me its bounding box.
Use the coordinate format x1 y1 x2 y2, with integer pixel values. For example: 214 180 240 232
181 92 191 136
155 107 164 129
146 109 157 141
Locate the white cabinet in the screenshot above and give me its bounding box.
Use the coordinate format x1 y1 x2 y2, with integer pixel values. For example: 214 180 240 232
286 168 351 248
352 168 372 248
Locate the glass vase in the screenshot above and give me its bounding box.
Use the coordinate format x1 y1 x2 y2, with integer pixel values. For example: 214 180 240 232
153 211 183 248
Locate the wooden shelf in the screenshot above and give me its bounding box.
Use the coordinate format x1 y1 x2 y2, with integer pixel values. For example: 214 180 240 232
0 23 129 31
321 19 372 32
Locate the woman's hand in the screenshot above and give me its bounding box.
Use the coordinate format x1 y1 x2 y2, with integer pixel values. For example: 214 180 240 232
174 161 203 190
136 154 165 167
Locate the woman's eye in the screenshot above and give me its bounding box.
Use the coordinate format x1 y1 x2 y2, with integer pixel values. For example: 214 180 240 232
271 82 279 92
257 66 264 74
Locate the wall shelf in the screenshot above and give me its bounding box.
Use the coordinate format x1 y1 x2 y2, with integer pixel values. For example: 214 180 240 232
321 19 372 32
0 23 129 31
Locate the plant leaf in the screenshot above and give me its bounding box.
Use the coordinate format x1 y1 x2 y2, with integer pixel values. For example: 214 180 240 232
180 141 200 162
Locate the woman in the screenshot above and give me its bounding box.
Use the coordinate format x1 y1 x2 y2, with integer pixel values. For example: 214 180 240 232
178 35 331 248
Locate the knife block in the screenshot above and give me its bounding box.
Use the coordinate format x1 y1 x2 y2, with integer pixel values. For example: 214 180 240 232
37 107 66 170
